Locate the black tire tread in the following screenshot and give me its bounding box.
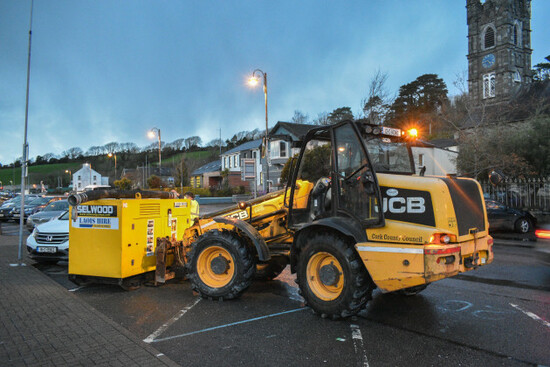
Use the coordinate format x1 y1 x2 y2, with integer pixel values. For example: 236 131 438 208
186 229 255 300
296 232 374 319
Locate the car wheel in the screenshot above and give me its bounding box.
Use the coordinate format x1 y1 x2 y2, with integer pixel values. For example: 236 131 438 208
515 217 532 234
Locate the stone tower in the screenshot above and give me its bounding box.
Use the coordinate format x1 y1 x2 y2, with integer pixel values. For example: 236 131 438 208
466 0 532 105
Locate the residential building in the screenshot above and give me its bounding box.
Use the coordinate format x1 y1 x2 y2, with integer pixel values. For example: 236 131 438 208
221 139 263 191
412 139 459 176
267 122 315 190
190 160 222 189
72 163 109 192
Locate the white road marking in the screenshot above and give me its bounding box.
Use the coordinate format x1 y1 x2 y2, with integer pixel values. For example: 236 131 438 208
510 303 550 329
350 324 369 367
143 298 201 343
68 286 84 292
151 307 308 343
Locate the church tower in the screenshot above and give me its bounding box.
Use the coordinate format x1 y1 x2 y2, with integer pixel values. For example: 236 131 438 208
466 0 532 105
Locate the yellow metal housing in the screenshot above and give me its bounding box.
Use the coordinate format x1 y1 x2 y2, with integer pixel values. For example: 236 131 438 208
69 198 192 280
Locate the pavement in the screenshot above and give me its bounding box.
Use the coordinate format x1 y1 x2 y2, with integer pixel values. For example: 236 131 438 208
0 234 179 367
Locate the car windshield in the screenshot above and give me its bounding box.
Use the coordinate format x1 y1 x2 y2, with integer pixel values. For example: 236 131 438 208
29 197 48 205
44 201 68 211
363 136 414 174
59 211 69 220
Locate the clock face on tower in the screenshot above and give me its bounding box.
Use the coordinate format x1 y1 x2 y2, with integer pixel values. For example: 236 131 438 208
482 53 496 68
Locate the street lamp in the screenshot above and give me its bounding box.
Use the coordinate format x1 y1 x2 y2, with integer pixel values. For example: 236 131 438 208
248 69 270 193
107 152 117 181
65 170 72 188
148 127 162 174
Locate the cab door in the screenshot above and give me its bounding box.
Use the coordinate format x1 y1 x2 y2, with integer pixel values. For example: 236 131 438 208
332 122 384 227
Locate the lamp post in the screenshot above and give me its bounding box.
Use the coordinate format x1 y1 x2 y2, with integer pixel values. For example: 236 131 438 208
248 69 270 193
65 169 72 188
107 152 117 181
148 127 162 175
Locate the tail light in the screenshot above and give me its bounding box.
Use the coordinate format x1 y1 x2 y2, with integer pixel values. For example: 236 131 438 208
429 233 457 244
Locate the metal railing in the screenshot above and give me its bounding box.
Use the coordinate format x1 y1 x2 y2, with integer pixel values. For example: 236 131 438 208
480 177 550 212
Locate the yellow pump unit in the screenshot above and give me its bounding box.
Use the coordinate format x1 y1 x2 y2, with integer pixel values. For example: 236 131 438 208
68 194 191 287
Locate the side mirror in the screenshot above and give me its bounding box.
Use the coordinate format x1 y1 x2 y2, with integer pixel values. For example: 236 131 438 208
361 172 376 195
489 170 504 186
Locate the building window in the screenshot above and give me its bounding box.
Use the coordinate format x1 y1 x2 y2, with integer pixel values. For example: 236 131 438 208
233 155 237 167
418 154 424 166
78 175 81 180
483 73 496 99
513 22 521 46
482 25 496 50
513 71 521 83
280 142 287 158
253 151 257 159
228 156 231 168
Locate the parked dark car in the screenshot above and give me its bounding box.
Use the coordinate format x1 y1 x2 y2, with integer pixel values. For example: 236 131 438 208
485 199 537 234
26 199 69 231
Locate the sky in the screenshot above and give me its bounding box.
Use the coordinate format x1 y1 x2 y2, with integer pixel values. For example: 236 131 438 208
0 0 548 165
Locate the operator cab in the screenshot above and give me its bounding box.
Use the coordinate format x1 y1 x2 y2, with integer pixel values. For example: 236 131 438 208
287 120 416 230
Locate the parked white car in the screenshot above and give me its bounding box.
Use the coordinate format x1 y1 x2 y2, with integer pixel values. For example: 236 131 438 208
26 211 69 264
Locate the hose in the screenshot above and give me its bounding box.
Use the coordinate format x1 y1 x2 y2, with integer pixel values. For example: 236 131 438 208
68 189 178 206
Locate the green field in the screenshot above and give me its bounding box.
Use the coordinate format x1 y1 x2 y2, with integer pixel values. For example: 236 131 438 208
0 162 82 186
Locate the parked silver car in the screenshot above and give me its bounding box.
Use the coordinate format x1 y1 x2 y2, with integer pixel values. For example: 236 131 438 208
26 200 69 231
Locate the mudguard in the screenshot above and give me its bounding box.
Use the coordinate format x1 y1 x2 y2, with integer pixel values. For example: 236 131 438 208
290 216 366 272
213 216 271 261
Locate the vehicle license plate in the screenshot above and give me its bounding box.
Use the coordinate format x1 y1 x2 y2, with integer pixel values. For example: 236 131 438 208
37 246 57 253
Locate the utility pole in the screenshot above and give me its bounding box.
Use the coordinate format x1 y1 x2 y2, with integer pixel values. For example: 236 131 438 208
16 0 34 265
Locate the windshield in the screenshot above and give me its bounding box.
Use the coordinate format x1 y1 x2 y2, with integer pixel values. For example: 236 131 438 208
364 137 414 174
44 201 69 211
59 211 69 220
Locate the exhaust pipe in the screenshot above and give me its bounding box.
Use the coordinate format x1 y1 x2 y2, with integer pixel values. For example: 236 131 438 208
68 189 178 206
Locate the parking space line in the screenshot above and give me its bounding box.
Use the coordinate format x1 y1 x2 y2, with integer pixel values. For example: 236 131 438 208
350 324 370 367
510 303 550 329
143 298 201 343
151 307 308 343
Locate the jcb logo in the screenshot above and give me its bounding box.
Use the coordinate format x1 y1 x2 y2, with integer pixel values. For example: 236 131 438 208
227 210 249 220
383 197 425 214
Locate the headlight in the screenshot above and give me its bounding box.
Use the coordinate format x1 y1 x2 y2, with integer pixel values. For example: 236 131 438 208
32 228 39 238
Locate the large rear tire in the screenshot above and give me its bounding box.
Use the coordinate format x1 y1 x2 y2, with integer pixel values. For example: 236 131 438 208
296 232 374 319
187 229 255 300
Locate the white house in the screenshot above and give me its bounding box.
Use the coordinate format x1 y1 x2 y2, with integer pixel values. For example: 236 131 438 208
72 163 109 192
412 139 458 176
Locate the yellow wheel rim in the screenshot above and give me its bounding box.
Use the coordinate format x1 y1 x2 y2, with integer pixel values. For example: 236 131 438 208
306 252 344 301
197 245 235 288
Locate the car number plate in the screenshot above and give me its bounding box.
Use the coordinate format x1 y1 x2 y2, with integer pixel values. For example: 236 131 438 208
37 246 57 253
0 213 3 217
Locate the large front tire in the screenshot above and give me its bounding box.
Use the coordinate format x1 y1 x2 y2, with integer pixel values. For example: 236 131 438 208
187 229 255 300
297 232 374 319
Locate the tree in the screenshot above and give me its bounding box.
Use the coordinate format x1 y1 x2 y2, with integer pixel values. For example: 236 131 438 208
114 177 133 190
103 142 120 154
313 112 330 126
86 146 103 156
388 74 449 131
185 136 202 150
299 144 332 182
328 107 354 124
532 55 550 82
62 147 83 159
361 69 392 125
291 110 309 124
147 175 164 189
174 158 190 187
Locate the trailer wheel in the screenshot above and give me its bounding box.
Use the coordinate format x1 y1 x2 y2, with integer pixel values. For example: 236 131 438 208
297 232 374 319
255 256 288 281
187 229 255 300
